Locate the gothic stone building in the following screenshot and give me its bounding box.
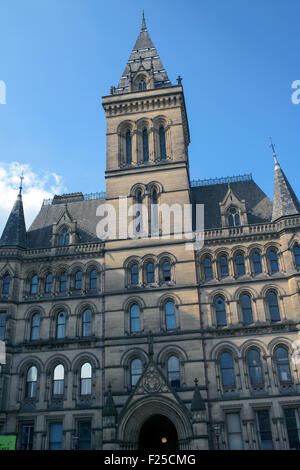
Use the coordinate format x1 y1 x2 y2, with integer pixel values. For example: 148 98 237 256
0 17 300 451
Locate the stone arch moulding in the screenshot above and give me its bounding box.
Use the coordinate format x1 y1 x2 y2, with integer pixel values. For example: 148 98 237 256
118 395 193 445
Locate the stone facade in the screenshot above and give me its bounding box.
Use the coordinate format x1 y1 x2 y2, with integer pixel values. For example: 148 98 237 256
0 17 300 451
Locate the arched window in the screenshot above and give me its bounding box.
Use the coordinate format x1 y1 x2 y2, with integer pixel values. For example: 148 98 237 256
89 269 97 289
215 296 227 326
293 244 300 269
151 189 159 236
146 262 155 283
82 309 92 337
31 313 40 341
267 291 280 322
275 347 292 383
162 261 171 282
30 275 38 295
159 126 167 160
247 349 263 385
269 249 279 272
126 131 132 164
130 358 142 387
130 264 139 285
80 363 92 395
142 128 149 162
56 311 66 339
130 304 140 333
252 251 262 274
136 190 143 234
219 255 229 278
25 366 38 398
220 352 235 387
59 272 67 292
45 274 52 293
165 300 176 330
240 294 253 324
203 257 213 281
53 364 64 395
0 313 6 341
228 207 240 227
2 274 11 295
167 356 180 388
138 79 147 91
59 227 69 246
75 271 82 290
235 253 246 276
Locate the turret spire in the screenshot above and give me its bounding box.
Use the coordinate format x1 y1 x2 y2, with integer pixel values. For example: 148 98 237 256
271 143 300 222
141 10 146 31
0 176 27 249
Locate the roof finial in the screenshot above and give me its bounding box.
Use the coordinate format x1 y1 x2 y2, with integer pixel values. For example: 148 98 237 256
270 137 280 168
18 172 24 197
142 10 147 30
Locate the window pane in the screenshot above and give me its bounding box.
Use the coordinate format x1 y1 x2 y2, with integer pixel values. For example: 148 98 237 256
131 264 139 285
256 410 273 450
49 423 62 450
130 304 140 332
146 263 155 283
0 312 6 340
126 131 132 164
60 273 67 292
162 261 171 282
221 352 235 386
236 254 245 275
165 301 176 329
203 257 213 280
267 292 280 321
31 275 38 294
78 421 92 450
252 252 262 274
168 356 180 388
293 244 300 268
269 250 279 272
215 297 226 326
75 271 82 289
241 294 253 324
248 350 263 384
285 409 300 449
2 274 11 294
131 359 142 387
159 127 167 159
56 312 66 338
142 128 149 162
89 270 97 289
226 413 243 450
275 347 291 382
21 424 34 450
220 256 229 277
45 274 52 293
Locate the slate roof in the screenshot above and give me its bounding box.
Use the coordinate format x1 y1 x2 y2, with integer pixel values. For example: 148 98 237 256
0 192 27 249
115 14 171 94
272 157 300 222
190 178 273 230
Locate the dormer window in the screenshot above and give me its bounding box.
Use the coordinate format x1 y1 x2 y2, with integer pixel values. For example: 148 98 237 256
59 227 70 246
138 80 147 91
228 207 240 227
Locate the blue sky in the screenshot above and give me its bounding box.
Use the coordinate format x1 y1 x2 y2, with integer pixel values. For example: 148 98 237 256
0 0 299 230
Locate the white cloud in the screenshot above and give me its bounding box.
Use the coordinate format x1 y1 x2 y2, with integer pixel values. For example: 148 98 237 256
0 162 66 234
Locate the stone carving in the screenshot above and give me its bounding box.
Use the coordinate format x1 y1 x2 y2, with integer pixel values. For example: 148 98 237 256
142 368 161 393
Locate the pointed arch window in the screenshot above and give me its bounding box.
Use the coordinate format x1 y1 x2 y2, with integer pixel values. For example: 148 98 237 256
59 272 67 292
75 271 82 290
130 264 139 286
293 243 300 269
130 358 142 387
53 364 64 395
252 251 262 274
219 255 229 278
269 249 279 273
203 256 213 281
228 207 240 227
30 275 38 295
267 291 280 322
25 366 38 398
138 80 147 91
167 356 180 388
130 303 140 333
142 128 149 162
2 274 11 295
165 300 176 330
247 349 263 385
151 189 159 236
146 262 155 283
56 311 66 339
215 296 227 326
80 362 92 395
136 190 143 234
126 131 132 164
240 294 253 324
31 313 40 341
82 309 92 337
220 352 235 387
275 346 292 383
162 260 171 282
59 227 69 246
235 253 246 276
45 274 52 293
89 269 97 289
0 313 6 340
159 126 167 160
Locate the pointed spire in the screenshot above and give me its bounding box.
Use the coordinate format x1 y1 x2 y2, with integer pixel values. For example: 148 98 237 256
103 385 117 417
191 378 206 411
0 176 27 249
271 142 300 222
115 15 171 94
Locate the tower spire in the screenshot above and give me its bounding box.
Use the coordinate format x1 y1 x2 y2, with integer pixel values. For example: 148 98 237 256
142 10 146 30
0 178 27 249
270 137 279 168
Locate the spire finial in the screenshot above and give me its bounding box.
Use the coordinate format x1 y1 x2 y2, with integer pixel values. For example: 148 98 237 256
142 10 146 30
18 172 24 197
270 137 279 168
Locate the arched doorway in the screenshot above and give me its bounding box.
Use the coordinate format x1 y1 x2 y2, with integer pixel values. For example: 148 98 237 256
138 414 178 451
